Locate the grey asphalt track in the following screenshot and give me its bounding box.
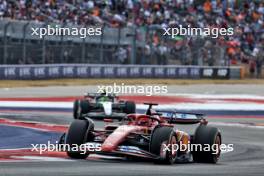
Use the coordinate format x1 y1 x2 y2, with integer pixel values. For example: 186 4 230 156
0 85 264 176
0 84 264 97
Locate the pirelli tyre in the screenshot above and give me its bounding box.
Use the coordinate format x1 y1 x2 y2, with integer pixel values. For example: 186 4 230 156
192 125 222 163
73 100 79 119
66 119 93 159
73 100 90 119
124 101 136 114
150 127 177 164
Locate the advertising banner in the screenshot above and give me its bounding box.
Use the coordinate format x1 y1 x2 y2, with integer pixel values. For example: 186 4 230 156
0 64 233 80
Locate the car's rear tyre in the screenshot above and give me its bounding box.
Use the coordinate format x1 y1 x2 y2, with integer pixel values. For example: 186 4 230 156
124 101 136 114
150 127 177 164
66 119 92 159
192 125 221 163
73 100 90 119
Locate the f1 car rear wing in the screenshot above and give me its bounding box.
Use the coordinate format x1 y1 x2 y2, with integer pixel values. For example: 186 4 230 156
157 110 206 124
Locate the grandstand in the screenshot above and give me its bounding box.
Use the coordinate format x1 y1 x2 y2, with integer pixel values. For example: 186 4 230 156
0 0 263 77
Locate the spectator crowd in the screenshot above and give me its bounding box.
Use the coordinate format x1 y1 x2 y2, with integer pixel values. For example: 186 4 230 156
0 0 263 77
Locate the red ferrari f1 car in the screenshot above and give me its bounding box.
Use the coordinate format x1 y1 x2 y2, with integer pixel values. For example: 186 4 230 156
60 103 222 164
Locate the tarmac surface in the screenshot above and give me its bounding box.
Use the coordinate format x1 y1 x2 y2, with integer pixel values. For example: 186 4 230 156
0 84 264 176
0 84 264 97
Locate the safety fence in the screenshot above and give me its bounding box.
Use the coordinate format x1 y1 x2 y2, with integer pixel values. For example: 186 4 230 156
0 19 226 66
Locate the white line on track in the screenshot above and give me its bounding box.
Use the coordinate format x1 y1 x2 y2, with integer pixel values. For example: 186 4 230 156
0 148 32 151
163 93 264 99
137 103 264 111
12 156 74 162
0 154 123 163
210 122 264 129
1 101 264 111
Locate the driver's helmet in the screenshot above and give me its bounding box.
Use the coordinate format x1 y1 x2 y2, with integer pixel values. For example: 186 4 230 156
98 89 109 102
98 96 110 102
137 118 150 126
100 89 107 96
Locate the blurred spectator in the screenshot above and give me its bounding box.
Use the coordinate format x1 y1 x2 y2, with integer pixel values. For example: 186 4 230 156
249 59 256 78
203 40 215 66
157 43 168 65
144 44 151 64
203 0 212 13
0 0 263 67
253 44 264 78
114 46 128 64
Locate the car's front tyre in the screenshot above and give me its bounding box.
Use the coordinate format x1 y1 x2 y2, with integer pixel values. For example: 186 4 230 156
66 119 91 159
73 100 90 119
